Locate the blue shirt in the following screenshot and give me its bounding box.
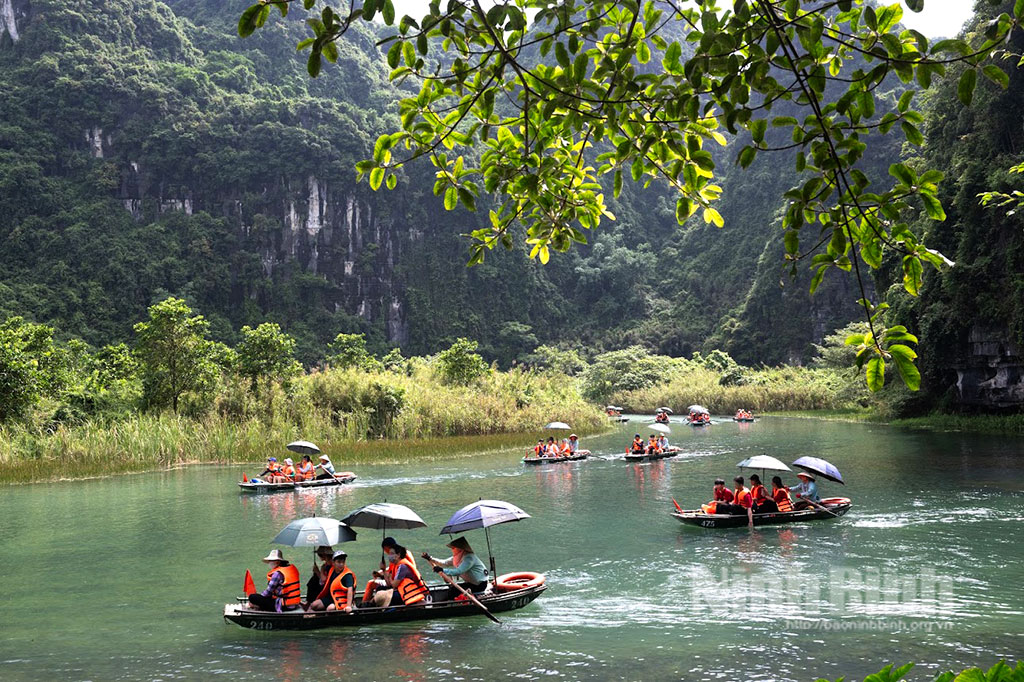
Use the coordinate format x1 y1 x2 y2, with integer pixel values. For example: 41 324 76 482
441 552 488 584
793 480 819 501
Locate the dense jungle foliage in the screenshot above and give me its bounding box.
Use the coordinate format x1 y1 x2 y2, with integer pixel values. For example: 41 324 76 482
0 0 1021 413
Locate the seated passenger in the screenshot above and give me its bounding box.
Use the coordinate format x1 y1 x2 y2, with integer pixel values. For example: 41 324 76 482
258 457 280 479
370 537 431 607
531 440 544 458
749 474 777 513
559 438 572 455
305 545 337 606
423 536 488 601
248 549 301 612
701 478 734 514
269 458 296 483
645 435 662 454
325 550 357 613
771 476 794 512
544 437 560 457
295 455 315 482
629 434 645 454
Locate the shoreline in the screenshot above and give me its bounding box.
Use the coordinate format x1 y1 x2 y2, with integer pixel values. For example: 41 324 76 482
764 409 1024 435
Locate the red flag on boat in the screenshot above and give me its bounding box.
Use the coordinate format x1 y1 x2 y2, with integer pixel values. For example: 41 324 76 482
242 473 248 482
672 498 684 513
243 569 256 595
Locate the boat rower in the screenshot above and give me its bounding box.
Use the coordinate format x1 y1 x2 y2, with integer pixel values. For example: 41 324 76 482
568 434 580 454
791 472 819 509
314 454 336 480
656 434 668 451
423 536 488 601
248 549 302 612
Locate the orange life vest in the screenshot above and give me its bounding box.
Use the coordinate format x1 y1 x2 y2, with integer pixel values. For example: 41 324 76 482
774 487 794 512
268 564 301 608
329 565 357 609
701 501 719 514
750 484 768 504
296 462 314 481
280 464 295 479
534 444 542 455
734 488 752 509
266 462 280 473
394 555 429 605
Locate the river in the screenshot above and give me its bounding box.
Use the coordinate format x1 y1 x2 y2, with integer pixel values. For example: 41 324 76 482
1 417 1021 681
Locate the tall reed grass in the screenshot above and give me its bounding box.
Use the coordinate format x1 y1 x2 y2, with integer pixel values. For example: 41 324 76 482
0 365 604 484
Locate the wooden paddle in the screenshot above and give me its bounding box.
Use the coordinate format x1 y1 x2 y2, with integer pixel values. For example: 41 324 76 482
434 570 501 624
804 498 840 517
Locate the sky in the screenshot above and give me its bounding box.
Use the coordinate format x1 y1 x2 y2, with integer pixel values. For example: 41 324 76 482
391 1 975 38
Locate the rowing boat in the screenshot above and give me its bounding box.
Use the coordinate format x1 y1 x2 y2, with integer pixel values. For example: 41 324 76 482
238 473 357 493
732 417 755 422
672 497 851 528
223 582 546 630
624 446 682 462
522 451 590 465
688 420 711 427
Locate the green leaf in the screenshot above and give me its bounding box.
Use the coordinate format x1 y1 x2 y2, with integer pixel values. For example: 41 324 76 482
703 207 724 227
901 121 924 146
897 90 913 113
675 197 695 223
889 163 915 187
307 49 322 77
958 69 977 106
738 145 756 168
889 345 920 390
444 186 458 210
238 4 262 37
382 0 396 24
920 193 946 221
902 255 923 296
866 356 885 392
613 169 623 198
385 173 398 190
368 167 385 190
982 64 1009 89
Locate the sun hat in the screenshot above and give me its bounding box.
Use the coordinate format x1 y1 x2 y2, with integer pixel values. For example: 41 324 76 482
446 537 473 553
797 472 816 481
569 434 578 439
284 457 293 465
316 546 334 557
318 454 330 461
332 550 348 560
262 549 286 563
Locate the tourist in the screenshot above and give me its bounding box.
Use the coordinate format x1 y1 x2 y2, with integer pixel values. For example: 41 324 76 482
713 478 734 504
733 475 754 527
630 434 645 454
257 457 280 479
305 546 337 608
325 550 357 613
423 536 488 601
771 476 794 512
371 537 431 607
645 434 662 454
749 474 777 513
248 549 302 612
295 455 315 482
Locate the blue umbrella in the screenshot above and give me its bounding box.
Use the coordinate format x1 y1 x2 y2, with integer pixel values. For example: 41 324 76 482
440 500 531 578
792 456 845 484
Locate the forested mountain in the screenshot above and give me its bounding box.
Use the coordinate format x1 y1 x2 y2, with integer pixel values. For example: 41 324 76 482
0 0 1020 409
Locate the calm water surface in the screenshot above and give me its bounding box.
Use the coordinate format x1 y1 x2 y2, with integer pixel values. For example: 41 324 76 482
1 417 1022 681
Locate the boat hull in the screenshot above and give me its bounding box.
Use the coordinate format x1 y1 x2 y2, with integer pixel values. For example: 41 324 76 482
522 452 590 465
672 497 851 528
624 447 682 462
238 474 356 493
732 417 755 422
224 583 546 630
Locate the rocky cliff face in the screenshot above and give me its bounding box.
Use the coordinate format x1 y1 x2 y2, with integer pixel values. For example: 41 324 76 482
0 0 29 43
956 326 1024 408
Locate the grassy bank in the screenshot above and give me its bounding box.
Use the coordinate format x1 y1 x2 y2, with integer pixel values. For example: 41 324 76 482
0 365 605 484
610 366 855 414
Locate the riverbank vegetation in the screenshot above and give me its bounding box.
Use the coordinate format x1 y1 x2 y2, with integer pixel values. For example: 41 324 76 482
0 300 603 483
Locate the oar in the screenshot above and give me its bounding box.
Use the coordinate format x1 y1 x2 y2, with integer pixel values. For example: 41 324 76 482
435 570 501 624
804 498 840 517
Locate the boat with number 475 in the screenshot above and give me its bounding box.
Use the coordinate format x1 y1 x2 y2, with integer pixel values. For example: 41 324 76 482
672 497 852 528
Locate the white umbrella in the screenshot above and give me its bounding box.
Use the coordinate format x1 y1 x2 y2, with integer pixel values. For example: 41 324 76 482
544 421 571 430
736 455 791 472
659 407 674 414
272 517 357 547
647 422 671 434
286 440 321 456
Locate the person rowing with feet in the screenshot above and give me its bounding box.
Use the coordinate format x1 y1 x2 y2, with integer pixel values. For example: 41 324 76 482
422 536 488 601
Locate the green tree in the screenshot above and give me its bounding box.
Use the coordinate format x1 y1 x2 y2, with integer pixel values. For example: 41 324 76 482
581 345 675 401
133 298 217 413
524 344 587 376
328 333 381 371
236 323 300 393
435 337 490 385
241 0 1021 391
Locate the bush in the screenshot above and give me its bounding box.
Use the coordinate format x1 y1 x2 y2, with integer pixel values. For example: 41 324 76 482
581 346 680 401
434 338 490 386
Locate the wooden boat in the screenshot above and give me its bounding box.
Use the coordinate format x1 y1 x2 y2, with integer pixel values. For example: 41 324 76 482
238 473 357 493
624 446 682 462
688 420 711 427
522 451 590 465
732 416 755 422
672 497 851 528
223 582 546 630
608 416 629 423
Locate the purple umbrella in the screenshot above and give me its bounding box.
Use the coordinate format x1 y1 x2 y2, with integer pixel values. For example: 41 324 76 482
439 500 531 578
792 456 845 484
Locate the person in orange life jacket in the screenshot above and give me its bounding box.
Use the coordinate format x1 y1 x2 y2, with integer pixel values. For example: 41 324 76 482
371 537 431 607
295 455 315 482
629 434 645 454
423 536 489 601
532 440 544 457
268 457 295 483
248 549 302 612
771 475 794 512
559 438 572 455
717 475 755 527
749 473 777 513
305 545 337 607
325 550 357 612
645 435 662 454
257 457 280 479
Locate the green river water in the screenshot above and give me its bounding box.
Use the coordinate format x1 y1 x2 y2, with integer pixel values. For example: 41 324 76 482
1 417 1021 681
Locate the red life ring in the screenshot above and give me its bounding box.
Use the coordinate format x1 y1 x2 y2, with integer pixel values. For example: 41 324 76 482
494 572 545 592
